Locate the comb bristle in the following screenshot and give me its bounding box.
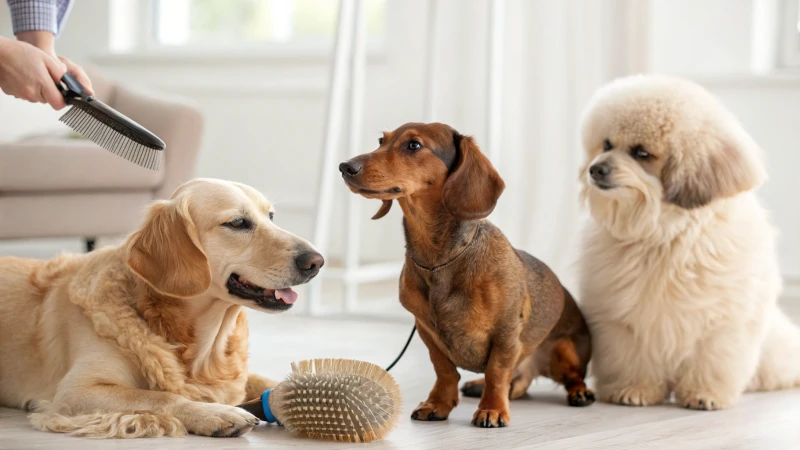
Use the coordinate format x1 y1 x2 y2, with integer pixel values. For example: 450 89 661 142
60 106 162 170
271 358 402 443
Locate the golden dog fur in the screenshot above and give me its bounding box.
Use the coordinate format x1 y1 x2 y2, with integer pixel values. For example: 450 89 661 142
0 178 323 437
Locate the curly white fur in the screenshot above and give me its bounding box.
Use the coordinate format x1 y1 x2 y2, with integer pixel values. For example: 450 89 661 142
578 75 800 410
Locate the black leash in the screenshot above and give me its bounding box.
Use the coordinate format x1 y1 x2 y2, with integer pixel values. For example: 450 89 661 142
385 325 416 372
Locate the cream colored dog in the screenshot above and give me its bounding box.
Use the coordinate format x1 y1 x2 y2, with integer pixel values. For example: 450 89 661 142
578 74 800 410
0 178 324 437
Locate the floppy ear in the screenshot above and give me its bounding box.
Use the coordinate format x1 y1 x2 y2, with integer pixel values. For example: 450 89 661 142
371 200 393 220
441 133 506 220
126 199 212 298
662 132 765 209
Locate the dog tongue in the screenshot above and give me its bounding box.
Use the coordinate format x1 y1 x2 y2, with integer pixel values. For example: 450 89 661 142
275 288 298 304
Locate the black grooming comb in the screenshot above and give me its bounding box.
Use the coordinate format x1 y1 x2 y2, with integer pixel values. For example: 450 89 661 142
57 73 165 170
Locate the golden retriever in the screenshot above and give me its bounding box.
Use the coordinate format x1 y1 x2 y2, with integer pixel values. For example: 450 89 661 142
578 74 800 410
0 178 324 437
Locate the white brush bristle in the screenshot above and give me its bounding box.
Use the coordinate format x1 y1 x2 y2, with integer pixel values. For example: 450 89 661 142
271 358 402 443
60 106 162 171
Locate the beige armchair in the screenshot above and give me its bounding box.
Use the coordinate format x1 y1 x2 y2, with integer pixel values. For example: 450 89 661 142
0 69 204 251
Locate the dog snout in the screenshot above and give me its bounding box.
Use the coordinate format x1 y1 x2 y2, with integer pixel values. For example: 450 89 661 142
590 162 612 181
339 160 362 176
295 251 325 278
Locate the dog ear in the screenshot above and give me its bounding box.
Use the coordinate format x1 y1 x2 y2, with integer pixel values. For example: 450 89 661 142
662 133 765 209
441 133 505 220
371 200 393 220
126 199 212 298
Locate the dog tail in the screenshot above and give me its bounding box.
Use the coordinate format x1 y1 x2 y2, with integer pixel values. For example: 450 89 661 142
748 307 800 392
28 401 185 438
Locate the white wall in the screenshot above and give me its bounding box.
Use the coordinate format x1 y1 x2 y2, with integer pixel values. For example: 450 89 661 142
649 0 756 75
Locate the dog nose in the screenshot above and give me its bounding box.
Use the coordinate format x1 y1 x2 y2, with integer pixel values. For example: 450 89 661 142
589 162 612 181
296 251 325 277
339 160 362 176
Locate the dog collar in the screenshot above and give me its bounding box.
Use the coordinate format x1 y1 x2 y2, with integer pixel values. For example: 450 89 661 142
410 224 480 273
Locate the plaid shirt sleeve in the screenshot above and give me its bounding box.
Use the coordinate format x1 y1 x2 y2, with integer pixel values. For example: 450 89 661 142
7 0 74 37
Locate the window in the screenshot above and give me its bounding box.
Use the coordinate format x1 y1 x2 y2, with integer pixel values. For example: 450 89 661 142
153 0 387 47
779 0 800 67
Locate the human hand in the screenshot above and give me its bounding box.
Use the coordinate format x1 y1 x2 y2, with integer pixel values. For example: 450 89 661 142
0 37 68 110
57 55 94 97
15 31 95 97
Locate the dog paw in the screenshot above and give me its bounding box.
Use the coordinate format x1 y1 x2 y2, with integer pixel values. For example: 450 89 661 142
177 402 260 437
411 401 453 421
23 399 44 412
471 408 510 428
677 392 733 411
461 379 485 398
605 385 665 407
567 388 596 407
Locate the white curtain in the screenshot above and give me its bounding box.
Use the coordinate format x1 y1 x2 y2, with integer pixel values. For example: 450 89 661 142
429 0 650 291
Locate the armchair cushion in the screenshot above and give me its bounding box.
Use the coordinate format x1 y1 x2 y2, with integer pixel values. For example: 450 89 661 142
0 136 164 192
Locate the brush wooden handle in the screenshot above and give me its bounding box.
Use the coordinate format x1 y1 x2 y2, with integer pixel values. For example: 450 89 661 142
236 397 267 421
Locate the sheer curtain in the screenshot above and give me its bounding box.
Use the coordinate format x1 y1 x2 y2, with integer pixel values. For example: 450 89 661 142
428 0 650 290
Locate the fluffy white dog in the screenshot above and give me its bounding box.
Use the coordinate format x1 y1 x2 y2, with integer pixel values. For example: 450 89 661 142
578 74 800 410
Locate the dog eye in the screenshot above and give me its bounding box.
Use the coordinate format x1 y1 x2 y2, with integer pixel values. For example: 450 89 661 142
407 140 422 151
378 137 384 145
631 145 650 159
603 139 613 151
269 212 274 221
224 218 252 230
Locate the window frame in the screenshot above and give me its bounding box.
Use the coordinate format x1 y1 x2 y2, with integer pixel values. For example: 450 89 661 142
779 0 800 68
108 0 386 57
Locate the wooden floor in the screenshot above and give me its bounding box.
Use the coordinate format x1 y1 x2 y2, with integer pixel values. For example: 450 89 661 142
3 307 800 450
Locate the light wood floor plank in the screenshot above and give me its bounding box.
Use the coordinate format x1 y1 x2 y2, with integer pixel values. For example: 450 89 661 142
2 312 800 449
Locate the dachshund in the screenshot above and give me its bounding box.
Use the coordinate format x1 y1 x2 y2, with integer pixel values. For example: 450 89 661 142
339 122 594 428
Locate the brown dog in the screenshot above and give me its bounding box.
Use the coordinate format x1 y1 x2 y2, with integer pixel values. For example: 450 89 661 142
339 123 594 428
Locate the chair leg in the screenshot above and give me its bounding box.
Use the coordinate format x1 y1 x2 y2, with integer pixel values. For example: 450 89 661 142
85 238 96 253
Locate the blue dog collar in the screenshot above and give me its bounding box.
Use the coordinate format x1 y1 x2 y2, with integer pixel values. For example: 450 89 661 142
261 389 277 423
